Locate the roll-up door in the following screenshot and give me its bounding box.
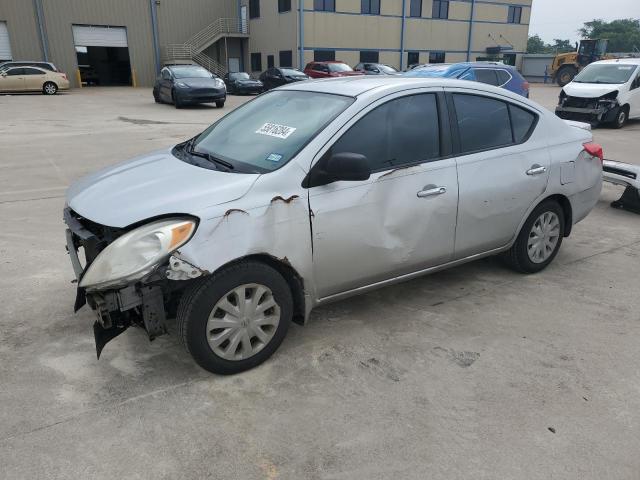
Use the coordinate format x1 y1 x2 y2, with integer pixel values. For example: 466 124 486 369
0 22 13 61
72 25 128 47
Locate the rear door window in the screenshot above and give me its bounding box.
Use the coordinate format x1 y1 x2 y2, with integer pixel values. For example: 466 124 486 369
23 68 44 75
474 69 499 86
509 104 536 143
453 94 512 153
330 93 441 171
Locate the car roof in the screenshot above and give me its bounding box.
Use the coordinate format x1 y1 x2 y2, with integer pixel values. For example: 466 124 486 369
279 76 534 104
592 58 640 65
308 61 346 64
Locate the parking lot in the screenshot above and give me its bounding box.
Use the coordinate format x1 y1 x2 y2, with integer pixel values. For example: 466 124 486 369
1 85 639 479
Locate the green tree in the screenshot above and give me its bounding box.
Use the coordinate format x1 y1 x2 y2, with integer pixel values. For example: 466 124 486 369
550 39 575 53
579 18 640 52
527 34 547 53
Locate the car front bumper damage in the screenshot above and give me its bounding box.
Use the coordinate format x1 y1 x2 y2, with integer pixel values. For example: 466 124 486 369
555 99 620 125
64 208 204 357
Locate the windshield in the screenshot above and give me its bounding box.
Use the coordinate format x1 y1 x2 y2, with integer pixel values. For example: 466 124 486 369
328 63 353 72
281 68 304 76
379 64 398 74
190 91 354 173
171 66 212 79
230 72 250 80
404 65 453 78
573 64 638 84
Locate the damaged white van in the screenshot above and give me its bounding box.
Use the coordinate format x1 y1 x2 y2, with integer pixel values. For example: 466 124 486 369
556 58 640 128
65 77 603 374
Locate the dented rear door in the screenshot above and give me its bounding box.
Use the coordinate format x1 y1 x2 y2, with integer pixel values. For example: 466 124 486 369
308 91 459 299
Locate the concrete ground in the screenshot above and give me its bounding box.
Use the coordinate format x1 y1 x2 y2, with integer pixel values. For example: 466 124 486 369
0 85 639 480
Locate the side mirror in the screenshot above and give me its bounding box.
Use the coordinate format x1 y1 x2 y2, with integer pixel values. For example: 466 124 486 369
304 152 370 188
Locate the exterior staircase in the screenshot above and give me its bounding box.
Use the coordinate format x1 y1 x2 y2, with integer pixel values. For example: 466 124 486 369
162 18 249 76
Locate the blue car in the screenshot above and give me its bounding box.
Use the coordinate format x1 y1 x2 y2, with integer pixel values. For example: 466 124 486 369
404 62 530 98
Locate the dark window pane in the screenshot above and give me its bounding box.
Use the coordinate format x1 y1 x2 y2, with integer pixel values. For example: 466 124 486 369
7 68 23 76
410 0 422 17
331 94 441 171
314 0 335 11
429 51 445 63
251 52 262 72
23 68 44 75
314 50 336 61
509 105 536 143
408 51 419 66
360 51 379 63
267 55 275 68
433 0 448 18
496 69 511 85
474 69 499 85
249 0 260 18
453 94 513 153
278 0 291 12
361 0 379 14
279 50 293 67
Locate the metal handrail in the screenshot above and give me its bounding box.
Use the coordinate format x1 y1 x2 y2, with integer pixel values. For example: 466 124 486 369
186 17 249 51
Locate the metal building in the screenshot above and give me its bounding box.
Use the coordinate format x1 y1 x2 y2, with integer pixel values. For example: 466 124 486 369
0 0 531 87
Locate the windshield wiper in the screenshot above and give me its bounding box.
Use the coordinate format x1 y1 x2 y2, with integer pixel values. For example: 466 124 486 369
186 140 234 170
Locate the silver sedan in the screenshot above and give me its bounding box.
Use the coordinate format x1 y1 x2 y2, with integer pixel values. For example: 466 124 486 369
64 77 603 374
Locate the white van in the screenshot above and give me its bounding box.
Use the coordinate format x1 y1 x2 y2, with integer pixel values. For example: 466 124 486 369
556 58 640 128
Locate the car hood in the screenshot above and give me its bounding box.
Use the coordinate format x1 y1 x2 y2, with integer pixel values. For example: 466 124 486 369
334 71 365 77
236 79 262 85
563 82 621 98
66 148 259 228
178 77 220 88
286 76 308 81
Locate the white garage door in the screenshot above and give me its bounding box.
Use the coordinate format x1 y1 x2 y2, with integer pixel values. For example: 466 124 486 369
0 21 13 61
72 25 128 47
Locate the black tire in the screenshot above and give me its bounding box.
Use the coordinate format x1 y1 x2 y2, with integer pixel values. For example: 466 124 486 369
502 200 565 274
153 89 161 103
177 261 292 375
611 106 629 129
42 81 58 95
215 100 225 108
173 90 183 109
556 65 578 87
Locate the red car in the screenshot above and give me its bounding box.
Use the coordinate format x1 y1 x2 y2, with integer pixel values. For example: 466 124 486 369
303 61 365 79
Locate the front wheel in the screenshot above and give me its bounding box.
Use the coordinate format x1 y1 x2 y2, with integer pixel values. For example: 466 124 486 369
177 261 292 375
215 100 225 108
503 200 565 273
43 81 58 95
611 106 629 129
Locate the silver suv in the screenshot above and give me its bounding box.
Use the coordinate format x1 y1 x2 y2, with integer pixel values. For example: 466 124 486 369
65 77 603 374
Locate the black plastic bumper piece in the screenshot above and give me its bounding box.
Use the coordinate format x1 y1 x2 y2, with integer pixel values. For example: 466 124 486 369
611 185 640 214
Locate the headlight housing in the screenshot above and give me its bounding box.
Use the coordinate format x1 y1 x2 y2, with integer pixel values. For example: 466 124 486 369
175 82 189 89
79 218 197 290
214 78 226 89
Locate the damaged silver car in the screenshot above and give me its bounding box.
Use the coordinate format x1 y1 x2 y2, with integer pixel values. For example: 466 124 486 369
65 77 603 374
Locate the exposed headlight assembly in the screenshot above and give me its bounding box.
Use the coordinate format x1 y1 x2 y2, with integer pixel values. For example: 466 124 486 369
79 218 197 290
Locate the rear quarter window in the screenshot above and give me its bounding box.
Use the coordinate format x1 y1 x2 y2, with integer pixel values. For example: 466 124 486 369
509 104 537 143
496 69 512 85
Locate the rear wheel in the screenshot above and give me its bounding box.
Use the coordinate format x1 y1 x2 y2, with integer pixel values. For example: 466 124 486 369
503 200 565 273
42 81 58 95
611 106 629 129
556 65 578 87
177 261 292 375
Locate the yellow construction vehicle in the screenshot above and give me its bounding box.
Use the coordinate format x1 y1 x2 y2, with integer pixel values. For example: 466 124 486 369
551 39 610 86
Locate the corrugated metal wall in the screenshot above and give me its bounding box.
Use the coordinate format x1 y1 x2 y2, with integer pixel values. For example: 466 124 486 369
156 0 237 45
0 1 42 61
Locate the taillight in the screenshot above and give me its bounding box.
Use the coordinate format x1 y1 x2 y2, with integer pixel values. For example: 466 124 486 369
522 81 530 91
583 142 603 163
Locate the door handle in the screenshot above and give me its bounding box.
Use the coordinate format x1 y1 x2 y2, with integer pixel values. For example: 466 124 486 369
417 185 447 198
526 165 547 176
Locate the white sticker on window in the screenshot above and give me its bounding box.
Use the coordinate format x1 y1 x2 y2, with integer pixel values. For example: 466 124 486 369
255 123 297 139
266 153 283 162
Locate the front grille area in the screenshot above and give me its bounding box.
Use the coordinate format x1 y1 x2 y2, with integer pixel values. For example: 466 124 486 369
65 208 122 265
564 96 598 109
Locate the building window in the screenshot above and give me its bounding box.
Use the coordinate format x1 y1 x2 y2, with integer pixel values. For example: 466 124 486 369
360 51 379 63
507 6 522 24
314 50 336 61
279 50 293 67
278 0 291 13
361 0 380 14
409 0 422 17
432 0 449 19
251 52 262 71
249 0 260 18
429 51 445 63
503 53 516 66
407 51 419 66
314 0 335 11
267 54 275 68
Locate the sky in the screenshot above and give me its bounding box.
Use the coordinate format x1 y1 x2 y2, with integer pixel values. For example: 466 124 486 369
529 0 640 43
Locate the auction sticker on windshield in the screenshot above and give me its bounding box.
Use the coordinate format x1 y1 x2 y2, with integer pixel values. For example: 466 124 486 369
256 123 297 139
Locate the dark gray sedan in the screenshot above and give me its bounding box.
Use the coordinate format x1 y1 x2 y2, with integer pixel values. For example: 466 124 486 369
153 65 226 109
